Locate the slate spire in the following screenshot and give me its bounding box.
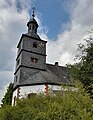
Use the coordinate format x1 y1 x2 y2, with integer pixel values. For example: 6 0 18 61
27 6 38 34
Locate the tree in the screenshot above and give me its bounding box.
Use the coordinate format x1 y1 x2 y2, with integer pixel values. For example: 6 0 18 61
75 31 93 98
79 43 93 98
0 81 93 120
1 82 13 107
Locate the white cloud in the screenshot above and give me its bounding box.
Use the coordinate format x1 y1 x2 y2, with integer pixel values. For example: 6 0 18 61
0 0 31 104
46 0 93 66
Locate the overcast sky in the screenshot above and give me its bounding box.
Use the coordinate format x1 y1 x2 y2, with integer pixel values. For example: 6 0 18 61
0 0 93 104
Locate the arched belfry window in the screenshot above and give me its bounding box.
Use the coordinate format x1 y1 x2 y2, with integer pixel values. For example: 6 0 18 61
30 25 31 29
33 25 35 29
31 25 33 30
33 42 37 48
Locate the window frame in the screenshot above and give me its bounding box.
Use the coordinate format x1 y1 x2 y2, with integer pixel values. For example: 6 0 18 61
33 42 37 48
31 57 38 63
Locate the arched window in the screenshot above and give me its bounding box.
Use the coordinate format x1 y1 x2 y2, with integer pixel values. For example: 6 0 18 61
31 25 33 30
33 42 37 48
33 25 35 29
30 25 31 29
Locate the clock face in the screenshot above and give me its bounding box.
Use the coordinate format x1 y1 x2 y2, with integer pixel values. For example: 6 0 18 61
39 42 44 47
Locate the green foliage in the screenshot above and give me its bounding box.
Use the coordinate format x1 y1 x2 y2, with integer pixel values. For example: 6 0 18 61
0 82 93 120
73 32 93 98
1 83 13 107
69 64 80 80
78 43 93 98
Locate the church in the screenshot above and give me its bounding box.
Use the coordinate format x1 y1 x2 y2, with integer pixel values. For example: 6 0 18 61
12 9 71 105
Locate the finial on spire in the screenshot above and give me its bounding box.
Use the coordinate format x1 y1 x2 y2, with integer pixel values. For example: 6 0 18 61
32 6 36 18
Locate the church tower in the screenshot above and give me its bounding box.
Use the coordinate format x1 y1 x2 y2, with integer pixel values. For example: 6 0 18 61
13 8 47 98
12 7 71 105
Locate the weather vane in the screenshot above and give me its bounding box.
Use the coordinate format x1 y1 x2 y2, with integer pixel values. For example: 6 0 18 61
32 6 36 18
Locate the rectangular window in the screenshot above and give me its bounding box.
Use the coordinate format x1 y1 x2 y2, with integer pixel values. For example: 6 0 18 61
33 42 37 48
18 44 21 51
31 57 38 63
17 59 20 66
15 76 17 82
28 93 36 98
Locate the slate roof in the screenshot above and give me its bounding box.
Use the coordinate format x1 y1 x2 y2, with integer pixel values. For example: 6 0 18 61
25 33 41 40
46 63 71 85
19 63 71 87
27 18 38 28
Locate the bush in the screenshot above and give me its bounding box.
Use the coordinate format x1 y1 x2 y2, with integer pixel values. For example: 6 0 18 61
0 84 93 120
